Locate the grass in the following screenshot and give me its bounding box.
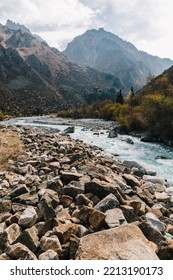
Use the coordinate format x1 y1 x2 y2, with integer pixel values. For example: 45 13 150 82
0 128 24 171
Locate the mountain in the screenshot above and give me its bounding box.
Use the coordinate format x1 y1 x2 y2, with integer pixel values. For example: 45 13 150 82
63 28 173 90
6 19 46 43
0 22 118 116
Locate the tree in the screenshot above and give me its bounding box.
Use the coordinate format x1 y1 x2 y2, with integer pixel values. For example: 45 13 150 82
126 86 135 107
116 89 124 104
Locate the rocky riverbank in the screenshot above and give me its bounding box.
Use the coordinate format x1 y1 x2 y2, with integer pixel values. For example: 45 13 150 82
0 125 173 260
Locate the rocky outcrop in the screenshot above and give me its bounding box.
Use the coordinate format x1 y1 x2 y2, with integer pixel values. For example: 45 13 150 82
0 125 173 260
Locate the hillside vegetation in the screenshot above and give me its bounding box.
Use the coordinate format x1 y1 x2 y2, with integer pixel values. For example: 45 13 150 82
58 67 173 145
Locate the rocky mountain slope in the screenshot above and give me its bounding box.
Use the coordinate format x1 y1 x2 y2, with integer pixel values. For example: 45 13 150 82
0 124 173 260
63 28 173 90
0 22 117 116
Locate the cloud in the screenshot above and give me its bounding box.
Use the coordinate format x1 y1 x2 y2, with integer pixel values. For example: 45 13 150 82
0 0 173 58
0 0 100 49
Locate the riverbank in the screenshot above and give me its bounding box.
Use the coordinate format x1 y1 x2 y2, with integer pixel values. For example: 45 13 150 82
0 124 173 260
5 116 173 185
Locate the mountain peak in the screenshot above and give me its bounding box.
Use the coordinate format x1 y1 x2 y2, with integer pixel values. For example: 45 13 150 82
6 19 32 35
63 29 173 90
6 19 46 44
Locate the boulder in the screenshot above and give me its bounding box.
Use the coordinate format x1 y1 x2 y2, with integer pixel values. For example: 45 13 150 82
8 184 29 198
145 212 165 233
17 227 39 253
38 198 56 221
39 249 59 260
122 174 141 188
0 200 12 213
143 175 167 186
2 223 21 245
6 242 37 260
89 210 106 230
49 162 60 170
123 160 144 170
75 194 93 207
40 236 62 255
61 172 83 184
53 223 79 244
75 224 159 260
35 220 53 237
139 221 163 245
155 192 170 203
18 206 38 228
62 181 84 198
108 128 118 138
0 212 11 223
61 126 75 136
85 179 125 203
94 194 119 212
0 222 6 235
105 208 127 228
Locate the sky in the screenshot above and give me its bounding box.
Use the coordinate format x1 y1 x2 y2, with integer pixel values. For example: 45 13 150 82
0 0 173 59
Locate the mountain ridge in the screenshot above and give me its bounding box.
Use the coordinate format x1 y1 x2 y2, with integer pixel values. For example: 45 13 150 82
63 28 173 90
0 22 119 116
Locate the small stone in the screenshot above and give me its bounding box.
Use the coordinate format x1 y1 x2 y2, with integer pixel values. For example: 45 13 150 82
61 171 83 184
40 236 62 255
60 195 73 207
0 200 12 213
6 243 37 260
139 221 163 245
63 181 85 198
0 212 11 223
89 210 106 230
127 200 142 214
166 224 173 235
39 249 59 260
94 194 119 212
0 222 6 234
18 206 38 228
49 162 60 170
17 227 39 253
78 206 94 224
38 198 56 221
75 194 93 207
120 205 138 223
122 174 140 188
105 208 127 228
8 184 29 198
53 223 79 244
47 180 62 194
146 212 165 233
155 192 170 202
0 253 11 260
35 220 53 237
3 223 21 245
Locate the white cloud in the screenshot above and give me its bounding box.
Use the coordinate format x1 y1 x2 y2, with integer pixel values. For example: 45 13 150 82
0 0 100 49
0 0 173 59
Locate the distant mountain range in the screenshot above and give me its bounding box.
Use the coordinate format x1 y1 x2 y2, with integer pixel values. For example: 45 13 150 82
0 21 173 116
63 28 173 90
0 21 117 115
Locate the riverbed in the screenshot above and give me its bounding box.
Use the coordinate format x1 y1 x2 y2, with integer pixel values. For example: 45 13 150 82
3 116 173 185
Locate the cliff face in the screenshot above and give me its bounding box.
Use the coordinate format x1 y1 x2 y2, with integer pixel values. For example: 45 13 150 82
64 28 173 90
0 23 117 116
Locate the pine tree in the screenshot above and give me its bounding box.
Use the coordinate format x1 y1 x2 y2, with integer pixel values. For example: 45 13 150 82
116 89 124 104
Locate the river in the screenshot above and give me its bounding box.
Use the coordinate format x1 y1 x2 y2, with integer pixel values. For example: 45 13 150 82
3 116 173 185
